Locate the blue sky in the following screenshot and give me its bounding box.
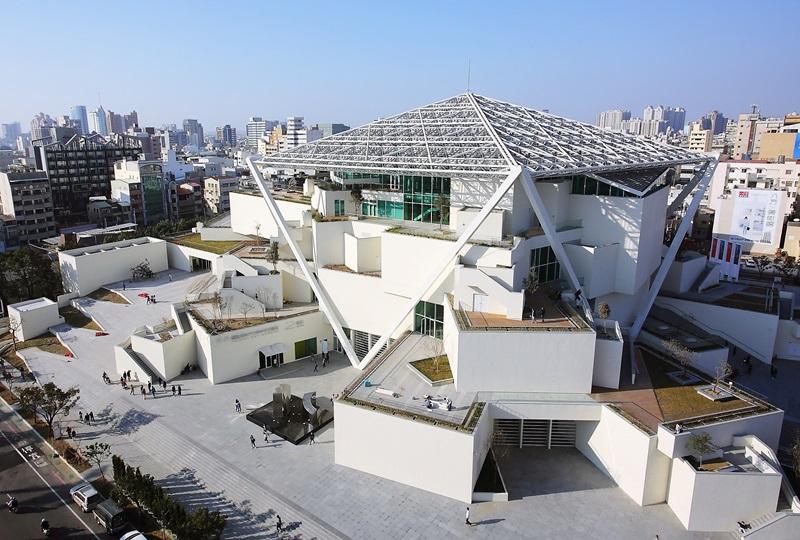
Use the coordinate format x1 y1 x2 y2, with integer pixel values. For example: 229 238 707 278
2 0 798 131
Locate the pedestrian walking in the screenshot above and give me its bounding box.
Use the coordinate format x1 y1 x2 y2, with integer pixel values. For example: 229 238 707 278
309 431 315 445
263 429 269 443
171 385 176 396
169 274 173 282
78 411 83 423
130 384 135 395
250 434 256 449
141 386 146 399
235 399 241 413
162 380 167 391
313 358 318 372
276 515 282 532
150 386 156 398
122 281 126 291
89 412 94 423
465 506 473 526
178 385 182 396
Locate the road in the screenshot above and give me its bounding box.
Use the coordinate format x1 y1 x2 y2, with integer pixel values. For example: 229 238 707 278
0 405 106 539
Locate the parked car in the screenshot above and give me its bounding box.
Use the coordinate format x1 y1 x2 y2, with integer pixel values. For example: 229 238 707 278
744 259 756 268
120 531 147 540
93 499 128 534
69 483 103 512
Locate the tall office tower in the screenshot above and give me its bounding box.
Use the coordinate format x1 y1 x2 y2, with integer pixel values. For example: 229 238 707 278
1 122 22 143
124 110 139 130
597 110 631 131
314 123 350 138
70 105 89 135
33 133 142 225
281 117 307 150
30 113 56 141
703 110 727 135
182 119 204 147
216 124 237 146
88 106 108 135
105 110 125 134
246 117 267 148
643 105 685 133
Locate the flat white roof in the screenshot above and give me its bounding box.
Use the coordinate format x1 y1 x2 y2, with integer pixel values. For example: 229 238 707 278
10 297 56 312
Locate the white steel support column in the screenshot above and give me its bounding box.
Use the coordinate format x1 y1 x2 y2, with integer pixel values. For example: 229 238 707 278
356 166 522 369
666 162 710 217
629 160 717 340
519 169 594 323
246 157 360 367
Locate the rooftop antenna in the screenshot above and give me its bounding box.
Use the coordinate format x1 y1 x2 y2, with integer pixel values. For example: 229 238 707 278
750 104 758 115
466 59 471 93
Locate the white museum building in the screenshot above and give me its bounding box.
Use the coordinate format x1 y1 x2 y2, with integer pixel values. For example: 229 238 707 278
51 94 799 536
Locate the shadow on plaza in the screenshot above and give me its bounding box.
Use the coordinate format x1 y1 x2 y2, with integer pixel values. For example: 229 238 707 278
158 467 302 539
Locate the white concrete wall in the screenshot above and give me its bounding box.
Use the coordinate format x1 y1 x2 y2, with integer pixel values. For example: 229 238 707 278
312 188 354 217
166 242 222 275
656 297 778 363
312 219 390 268
775 319 800 361
130 331 196 382
381 232 459 304
59 238 168 295
451 207 505 242
668 457 781 532
8 299 63 342
450 312 596 393
657 410 784 459
564 242 619 299
318 267 410 338
592 337 623 389
637 330 729 378
334 400 480 502
343 234 381 273
663 255 707 295
188 310 332 384
229 191 309 239
230 274 282 309
277 260 314 303
452 265 524 320
576 405 670 506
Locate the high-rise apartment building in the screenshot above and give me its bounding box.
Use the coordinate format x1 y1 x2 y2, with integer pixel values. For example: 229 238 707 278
697 110 727 135
246 117 268 148
182 119 204 148
2 122 22 143
124 110 139 130
112 158 166 226
30 113 56 141
596 109 631 131
687 123 712 152
105 110 125 134
643 105 685 133
0 170 56 243
281 117 307 150
70 106 89 135
216 124 237 146
33 134 142 225
88 106 108 136
733 111 784 158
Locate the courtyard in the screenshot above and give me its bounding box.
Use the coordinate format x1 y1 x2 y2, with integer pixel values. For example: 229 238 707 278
16 270 726 539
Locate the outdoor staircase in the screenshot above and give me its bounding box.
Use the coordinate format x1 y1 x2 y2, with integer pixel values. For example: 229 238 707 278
728 512 784 538
691 263 718 293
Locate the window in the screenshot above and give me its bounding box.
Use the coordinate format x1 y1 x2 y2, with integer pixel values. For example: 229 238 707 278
530 246 560 283
414 301 443 339
334 199 345 216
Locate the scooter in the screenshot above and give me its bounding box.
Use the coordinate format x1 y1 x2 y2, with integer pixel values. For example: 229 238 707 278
41 518 50 536
6 494 18 513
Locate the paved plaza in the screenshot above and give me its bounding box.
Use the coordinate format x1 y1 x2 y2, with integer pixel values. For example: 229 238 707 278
18 270 726 539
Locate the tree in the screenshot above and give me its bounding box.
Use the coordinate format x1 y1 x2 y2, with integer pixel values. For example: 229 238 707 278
8 316 22 351
752 255 771 279
663 338 693 376
597 303 611 320
268 241 279 274
792 434 800 479
433 193 449 230
83 442 111 479
186 507 227 539
240 302 255 322
428 337 446 374
37 382 80 439
773 251 798 283
2 246 62 305
523 268 540 295
350 187 363 214
714 359 733 393
16 385 44 421
687 432 714 466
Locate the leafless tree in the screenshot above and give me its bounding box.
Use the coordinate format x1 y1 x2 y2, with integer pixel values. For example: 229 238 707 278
8 317 22 351
429 338 446 374
240 302 255 322
664 338 693 377
714 359 733 393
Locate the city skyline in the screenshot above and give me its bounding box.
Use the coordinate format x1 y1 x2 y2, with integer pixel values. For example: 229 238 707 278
1 0 797 131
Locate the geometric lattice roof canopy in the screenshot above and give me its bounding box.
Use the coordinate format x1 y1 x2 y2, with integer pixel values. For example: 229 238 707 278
259 92 709 179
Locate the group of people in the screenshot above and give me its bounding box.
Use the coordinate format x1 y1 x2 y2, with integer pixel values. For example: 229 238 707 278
136 379 182 398
145 293 158 304
78 410 95 425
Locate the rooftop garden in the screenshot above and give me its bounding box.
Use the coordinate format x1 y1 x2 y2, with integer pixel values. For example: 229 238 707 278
87 287 129 304
640 348 762 422
409 355 453 383
169 233 244 254
59 306 101 331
